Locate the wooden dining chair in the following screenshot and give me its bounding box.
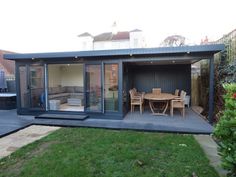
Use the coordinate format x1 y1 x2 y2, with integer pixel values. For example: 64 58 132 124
174 89 179 96
152 88 161 95
129 89 144 114
170 90 186 117
133 88 142 96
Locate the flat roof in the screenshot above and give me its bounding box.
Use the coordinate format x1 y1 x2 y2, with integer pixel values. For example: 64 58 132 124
4 44 224 60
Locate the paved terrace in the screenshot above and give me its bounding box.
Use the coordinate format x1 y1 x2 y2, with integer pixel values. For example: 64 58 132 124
0 108 213 137
0 110 33 137
34 109 213 134
124 109 213 133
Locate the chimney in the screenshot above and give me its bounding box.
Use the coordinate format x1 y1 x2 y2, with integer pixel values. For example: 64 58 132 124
112 21 118 35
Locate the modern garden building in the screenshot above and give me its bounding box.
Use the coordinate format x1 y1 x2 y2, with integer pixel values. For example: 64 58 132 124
4 44 224 124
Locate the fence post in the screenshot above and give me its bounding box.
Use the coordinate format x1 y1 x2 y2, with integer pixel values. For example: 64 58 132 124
208 57 214 124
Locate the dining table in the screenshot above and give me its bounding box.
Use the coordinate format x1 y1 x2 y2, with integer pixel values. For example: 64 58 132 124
144 93 179 116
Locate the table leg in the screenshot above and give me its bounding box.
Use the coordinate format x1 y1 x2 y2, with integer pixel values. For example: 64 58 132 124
149 100 155 114
162 101 168 114
149 100 168 116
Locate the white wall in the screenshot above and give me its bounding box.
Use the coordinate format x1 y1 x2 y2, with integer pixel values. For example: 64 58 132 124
111 40 130 49
93 41 112 50
93 40 130 50
78 36 93 51
130 31 146 48
48 64 83 87
48 65 61 87
61 64 83 86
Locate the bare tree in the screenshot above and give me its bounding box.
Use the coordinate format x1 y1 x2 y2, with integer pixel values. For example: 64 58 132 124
160 35 186 47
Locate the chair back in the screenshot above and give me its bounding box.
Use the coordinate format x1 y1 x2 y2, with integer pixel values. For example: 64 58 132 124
180 90 186 100
175 89 179 96
129 89 135 99
152 88 161 95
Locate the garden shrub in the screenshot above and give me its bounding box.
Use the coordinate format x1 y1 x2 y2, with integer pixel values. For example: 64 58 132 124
214 83 236 177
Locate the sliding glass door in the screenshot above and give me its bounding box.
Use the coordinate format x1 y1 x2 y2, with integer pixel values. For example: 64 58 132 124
104 64 118 112
19 66 30 108
18 62 120 114
19 65 45 110
85 64 103 112
29 66 45 109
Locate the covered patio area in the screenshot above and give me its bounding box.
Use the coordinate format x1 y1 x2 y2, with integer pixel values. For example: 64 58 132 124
122 45 225 124
124 108 213 134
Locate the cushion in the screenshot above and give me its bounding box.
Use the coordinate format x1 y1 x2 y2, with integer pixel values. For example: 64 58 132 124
49 87 61 94
48 93 70 99
66 86 75 93
74 86 83 93
60 86 66 93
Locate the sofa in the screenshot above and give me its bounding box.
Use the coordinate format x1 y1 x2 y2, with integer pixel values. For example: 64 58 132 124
48 86 84 105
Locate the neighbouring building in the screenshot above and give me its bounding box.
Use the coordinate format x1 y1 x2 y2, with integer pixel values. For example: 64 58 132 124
78 24 146 50
216 28 236 62
0 50 15 78
217 28 236 43
200 29 236 62
0 50 16 93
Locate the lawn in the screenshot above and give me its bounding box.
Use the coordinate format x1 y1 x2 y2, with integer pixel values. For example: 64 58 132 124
0 128 218 177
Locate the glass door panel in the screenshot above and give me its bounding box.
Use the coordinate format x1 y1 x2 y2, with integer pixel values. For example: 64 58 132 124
19 66 30 108
85 64 102 112
104 64 118 111
29 66 45 109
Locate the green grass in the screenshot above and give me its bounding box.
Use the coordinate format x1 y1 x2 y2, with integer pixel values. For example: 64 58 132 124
0 128 218 177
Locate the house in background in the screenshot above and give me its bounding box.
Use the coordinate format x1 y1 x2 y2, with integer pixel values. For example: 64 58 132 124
216 28 236 62
0 50 16 92
78 23 146 50
0 50 16 109
0 50 15 78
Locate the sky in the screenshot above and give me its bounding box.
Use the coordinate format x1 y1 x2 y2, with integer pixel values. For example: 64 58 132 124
0 0 235 53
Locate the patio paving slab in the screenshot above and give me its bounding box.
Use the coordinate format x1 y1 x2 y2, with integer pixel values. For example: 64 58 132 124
194 135 228 177
0 125 60 159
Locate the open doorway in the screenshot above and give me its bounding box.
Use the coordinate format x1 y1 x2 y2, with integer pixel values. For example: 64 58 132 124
47 64 84 112
123 62 191 116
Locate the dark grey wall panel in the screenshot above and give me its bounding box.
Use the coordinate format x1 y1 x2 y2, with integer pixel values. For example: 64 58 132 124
129 64 191 95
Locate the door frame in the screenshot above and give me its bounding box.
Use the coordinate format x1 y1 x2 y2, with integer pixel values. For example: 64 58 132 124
84 62 104 113
45 63 85 113
17 63 46 112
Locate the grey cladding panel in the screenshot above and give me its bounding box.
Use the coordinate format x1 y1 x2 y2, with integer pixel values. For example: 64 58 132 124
130 64 191 95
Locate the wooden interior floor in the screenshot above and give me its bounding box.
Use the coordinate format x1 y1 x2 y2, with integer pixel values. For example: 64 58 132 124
59 103 84 112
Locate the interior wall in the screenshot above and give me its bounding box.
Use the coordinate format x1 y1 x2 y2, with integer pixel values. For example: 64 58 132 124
48 65 61 87
48 64 83 87
128 64 191 95
61 64 83 86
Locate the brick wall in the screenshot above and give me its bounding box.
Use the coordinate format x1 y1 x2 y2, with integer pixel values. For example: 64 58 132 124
0 50 15 76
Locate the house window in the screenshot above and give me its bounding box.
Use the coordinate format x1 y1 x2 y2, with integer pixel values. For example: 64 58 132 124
133 38 138 48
